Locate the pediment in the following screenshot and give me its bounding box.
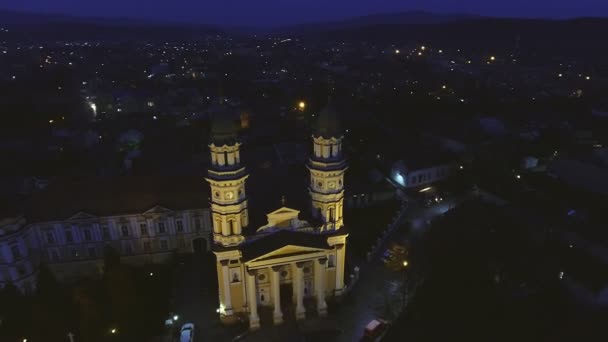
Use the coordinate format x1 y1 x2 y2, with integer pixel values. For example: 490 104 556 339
68 211 97 221
258 207 302 232
249 244 327 263
267 206 300 218
144 205 173 214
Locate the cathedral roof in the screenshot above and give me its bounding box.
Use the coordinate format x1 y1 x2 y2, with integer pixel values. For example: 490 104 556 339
313 103 343 139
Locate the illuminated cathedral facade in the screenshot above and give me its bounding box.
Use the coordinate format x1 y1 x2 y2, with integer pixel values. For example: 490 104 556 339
208 104 348 329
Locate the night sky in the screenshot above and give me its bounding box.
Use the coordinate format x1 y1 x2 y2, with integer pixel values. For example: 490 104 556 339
3 0 608 26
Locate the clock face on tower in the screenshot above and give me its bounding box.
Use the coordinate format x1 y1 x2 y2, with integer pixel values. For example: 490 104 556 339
226 191 234 200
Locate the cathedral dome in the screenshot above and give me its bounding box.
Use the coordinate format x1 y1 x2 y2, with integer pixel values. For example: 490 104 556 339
209 104 239 146
313 103 343 139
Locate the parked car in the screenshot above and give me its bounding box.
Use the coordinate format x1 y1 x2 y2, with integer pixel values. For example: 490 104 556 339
361 319 389 341
180 323 195 342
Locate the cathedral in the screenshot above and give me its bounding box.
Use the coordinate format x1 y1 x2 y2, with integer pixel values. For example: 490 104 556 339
207 103 349 329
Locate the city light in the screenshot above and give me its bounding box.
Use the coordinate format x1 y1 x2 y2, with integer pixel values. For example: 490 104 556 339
173 315 179 321
395 49 400 54
403 261 408 267
419 187 432 193
490 56 496 61
420 46 426 51
110 328 117 334
586 76 591 80
298 101 306 110
89 102 97 116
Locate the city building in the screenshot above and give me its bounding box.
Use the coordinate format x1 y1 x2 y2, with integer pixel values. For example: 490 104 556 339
209 103 349 329
0 177 213 292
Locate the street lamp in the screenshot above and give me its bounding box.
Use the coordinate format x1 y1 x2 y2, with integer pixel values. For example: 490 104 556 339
298 101 306 111
110 328 117 334
402 260 409 309
173 315 179 321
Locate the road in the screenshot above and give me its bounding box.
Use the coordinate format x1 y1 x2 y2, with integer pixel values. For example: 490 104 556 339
331 197 459 341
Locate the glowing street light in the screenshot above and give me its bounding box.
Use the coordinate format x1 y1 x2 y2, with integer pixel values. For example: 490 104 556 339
298 101 306 111
173 315 179 321
110 328 117 334
420 46 426 51
403 261 409 268
395 49 400 54
490 56 496 61
89 102 97 116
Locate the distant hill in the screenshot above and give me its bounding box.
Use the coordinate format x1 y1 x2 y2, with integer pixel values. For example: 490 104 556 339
300 17 608 60
0 9 224 41
278 11 479 34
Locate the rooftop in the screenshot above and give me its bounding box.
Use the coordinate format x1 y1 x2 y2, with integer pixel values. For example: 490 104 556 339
24 176 209 222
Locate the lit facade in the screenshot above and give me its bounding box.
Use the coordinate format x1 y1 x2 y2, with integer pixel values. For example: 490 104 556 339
210 104 348 329
0 178 213 293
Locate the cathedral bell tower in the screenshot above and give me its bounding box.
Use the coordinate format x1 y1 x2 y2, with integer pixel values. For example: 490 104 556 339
307 103 347 231
205 106 249 247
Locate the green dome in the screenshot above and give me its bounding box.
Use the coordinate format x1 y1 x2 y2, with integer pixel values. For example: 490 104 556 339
313 103 343 139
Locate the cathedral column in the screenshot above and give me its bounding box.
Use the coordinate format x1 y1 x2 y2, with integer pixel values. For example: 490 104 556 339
221 216 229 236
315 258 328 316
335 244 345 295
294 262 306 320
246 269 260 330
220 260 233 314
271 266 283 325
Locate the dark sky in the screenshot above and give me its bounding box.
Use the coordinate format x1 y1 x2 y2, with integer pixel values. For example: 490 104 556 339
4 0 608 26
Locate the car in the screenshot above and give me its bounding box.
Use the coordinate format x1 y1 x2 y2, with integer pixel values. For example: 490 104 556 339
362 319 389 341
180 323 195 342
